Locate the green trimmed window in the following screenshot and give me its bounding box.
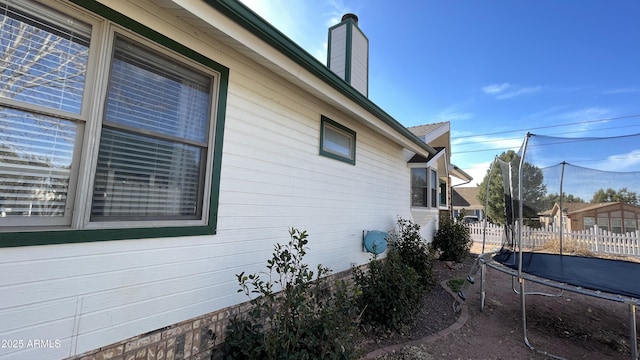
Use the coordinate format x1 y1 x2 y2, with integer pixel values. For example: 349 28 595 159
319 115 356 165
0 0 228 246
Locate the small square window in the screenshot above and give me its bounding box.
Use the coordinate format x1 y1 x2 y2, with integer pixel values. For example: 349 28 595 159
320 116 356 164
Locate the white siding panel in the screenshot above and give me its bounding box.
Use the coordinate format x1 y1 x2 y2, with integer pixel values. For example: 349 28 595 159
328 23 347 78
0 298 77 333
0 2 420 359
350 27 368 96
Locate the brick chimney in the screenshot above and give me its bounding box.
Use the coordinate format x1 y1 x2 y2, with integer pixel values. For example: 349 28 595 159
327 13 369 97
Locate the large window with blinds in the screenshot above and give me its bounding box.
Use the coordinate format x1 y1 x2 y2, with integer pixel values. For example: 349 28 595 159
0 0 227 242
92 37 211 221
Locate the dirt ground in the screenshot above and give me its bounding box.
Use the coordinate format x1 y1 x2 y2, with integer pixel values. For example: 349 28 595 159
360 245 639 360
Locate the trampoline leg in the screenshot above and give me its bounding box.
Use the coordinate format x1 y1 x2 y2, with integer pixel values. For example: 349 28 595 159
630 303 638 360
520 278 534 351
480 262 486 312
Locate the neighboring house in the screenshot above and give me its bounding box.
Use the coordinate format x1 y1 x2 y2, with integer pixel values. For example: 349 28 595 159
543 202 640 233
408 122 473 224
451 186 484 221
0 1 468 359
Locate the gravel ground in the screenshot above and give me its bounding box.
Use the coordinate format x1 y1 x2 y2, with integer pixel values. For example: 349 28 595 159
359 245 639 360
357 257 471 356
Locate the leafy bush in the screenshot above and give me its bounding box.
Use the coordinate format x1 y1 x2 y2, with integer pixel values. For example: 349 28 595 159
221 319 265 359
221 228 361 360
432 216 472 262
353 250 425 330
389 217 435 288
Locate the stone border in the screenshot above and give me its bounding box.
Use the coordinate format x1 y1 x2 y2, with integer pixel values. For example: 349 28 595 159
359 279 470 359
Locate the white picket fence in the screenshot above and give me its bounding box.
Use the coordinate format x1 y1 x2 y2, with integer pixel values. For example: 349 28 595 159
468 222 640 257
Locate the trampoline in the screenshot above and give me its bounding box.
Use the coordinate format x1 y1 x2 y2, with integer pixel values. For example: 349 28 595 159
493 251 640 300
470 133 640 360
480 251 640 360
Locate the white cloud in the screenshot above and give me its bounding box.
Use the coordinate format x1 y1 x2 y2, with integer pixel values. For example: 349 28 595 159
595 149 640 172
525 105 569 120
603 87 640 95
482 83 511 95
324 0 352 27
561 107 610 120
452 135 523 152
239 0 354 64
495 86 542 100
433 111 473 122
482 83 542 99
451 134 525 186
558 107 611 132
239 0 301 37
452 161 493 187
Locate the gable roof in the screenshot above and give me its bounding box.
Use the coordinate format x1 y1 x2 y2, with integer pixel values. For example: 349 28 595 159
407 147 445 164
550 201 640 216
452 187 482 208
558 202 593 214
407 122 472 183
566 201 640 215
407 122 449 142
195 0 437 158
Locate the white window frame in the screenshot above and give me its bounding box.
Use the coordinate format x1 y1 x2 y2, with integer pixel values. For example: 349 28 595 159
430 169 438 208
0 0 228 246
597 217 609 232
409 166 438 209
82 30 217 229
584 216 595 230
624 218 637 233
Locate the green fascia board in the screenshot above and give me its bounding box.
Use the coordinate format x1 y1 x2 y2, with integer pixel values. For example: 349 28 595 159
1 0 229 247
204 0 436 156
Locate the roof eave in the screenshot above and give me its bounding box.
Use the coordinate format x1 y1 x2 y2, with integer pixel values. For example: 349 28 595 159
450 165 473 183
201 0 436 156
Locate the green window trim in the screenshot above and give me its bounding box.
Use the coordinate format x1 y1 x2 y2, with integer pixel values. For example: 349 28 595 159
1 1 229 248
319 115 356 165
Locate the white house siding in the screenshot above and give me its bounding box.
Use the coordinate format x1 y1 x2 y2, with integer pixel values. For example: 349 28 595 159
349 26 368 96
0 1 419 360
411 207 440 242
328 23 347 78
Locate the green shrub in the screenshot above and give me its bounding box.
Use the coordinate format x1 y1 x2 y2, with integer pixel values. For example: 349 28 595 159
446 278 465 292
222 228 361 360
432 216 472 262
221 319 265 360
353 250 425 330
389 217 435 288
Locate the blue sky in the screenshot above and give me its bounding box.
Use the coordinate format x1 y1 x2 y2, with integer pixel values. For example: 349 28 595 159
239 0 640 186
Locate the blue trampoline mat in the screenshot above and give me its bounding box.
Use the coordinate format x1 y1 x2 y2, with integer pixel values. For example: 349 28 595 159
493 251 640 299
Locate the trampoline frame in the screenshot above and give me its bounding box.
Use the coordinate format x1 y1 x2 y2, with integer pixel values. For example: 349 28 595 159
479 252 639 360
477 133 640 360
